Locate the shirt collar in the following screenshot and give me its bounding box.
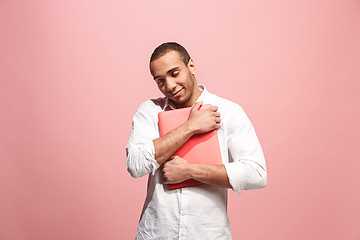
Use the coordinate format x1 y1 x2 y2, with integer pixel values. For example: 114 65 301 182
164 84 208 110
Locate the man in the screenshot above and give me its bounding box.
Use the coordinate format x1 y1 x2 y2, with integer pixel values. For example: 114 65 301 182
126 42 267 239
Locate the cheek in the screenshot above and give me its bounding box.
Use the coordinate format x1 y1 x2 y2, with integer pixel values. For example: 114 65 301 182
158 85 167 94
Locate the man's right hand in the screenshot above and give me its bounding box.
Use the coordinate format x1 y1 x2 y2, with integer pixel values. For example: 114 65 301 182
186 101 221 135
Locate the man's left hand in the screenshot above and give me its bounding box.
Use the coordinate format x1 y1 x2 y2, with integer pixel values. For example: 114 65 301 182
161 156 191 184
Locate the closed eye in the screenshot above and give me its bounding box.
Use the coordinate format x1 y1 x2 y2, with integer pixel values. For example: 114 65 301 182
155 78 165 85
172 71 179 77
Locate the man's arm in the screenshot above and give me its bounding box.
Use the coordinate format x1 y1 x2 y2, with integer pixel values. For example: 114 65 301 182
161 103 267 193
162 156 232 188
126 100 221 178
153 101 221 165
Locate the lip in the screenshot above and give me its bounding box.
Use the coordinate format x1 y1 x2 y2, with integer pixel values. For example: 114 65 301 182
171 88 183 98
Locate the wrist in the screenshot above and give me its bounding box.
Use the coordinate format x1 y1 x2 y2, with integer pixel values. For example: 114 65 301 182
183 121 197 136
187 163 198 180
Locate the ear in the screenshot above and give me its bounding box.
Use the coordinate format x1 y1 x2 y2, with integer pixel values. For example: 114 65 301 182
187 58 196 75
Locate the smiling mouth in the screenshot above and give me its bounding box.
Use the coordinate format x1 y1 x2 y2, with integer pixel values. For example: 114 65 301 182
171 88 183 98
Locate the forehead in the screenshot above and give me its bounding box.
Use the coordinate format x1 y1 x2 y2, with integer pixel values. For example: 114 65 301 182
150 51 185 76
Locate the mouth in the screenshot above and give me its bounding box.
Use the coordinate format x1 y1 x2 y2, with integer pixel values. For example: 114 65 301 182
171 88 183 98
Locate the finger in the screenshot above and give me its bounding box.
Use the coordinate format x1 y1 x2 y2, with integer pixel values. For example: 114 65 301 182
211 106 218 112
214 112 220 117
215 123 221 129
215 117 221 124
192 101 203 111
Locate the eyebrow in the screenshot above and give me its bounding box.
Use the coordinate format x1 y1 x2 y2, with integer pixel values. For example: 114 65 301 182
153 67 180 80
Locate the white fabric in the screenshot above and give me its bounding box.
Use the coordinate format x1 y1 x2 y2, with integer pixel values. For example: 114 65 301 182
126 84 267 240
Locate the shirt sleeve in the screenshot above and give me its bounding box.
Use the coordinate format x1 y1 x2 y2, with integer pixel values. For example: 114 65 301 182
126 100 161 178
223 104 267 195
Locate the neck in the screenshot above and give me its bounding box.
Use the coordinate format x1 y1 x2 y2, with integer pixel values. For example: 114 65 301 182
190 84 202 104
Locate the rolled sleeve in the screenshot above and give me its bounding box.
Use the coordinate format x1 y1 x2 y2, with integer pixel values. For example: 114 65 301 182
224 104 268 194
224 160 267 195
126 100 161 178
126 140 160 178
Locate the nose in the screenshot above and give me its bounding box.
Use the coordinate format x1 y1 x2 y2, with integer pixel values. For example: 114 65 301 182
165 78 176 92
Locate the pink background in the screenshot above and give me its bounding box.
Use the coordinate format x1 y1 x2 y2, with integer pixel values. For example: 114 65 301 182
1 0 359 239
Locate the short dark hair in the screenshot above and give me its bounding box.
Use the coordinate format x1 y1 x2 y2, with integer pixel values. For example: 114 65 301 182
150 42 191 66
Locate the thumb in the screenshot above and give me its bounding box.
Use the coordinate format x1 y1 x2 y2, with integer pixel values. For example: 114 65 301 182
192 101 203 111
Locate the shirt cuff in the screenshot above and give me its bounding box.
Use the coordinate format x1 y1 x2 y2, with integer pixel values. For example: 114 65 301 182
224 162 247 195
141 140 160 175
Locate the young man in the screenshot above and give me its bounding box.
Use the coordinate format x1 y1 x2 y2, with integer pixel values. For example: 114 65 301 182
126 42 267 239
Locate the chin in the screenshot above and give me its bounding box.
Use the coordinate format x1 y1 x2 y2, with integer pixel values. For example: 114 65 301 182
175 99 191 108
170 92 192 108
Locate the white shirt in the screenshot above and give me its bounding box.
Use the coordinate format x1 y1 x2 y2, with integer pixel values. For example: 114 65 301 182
126 84 267 240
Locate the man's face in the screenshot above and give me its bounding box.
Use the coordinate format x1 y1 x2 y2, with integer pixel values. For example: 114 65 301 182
150 51 198 108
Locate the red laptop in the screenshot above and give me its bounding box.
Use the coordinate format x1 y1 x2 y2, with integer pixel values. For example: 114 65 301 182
158 104 223 189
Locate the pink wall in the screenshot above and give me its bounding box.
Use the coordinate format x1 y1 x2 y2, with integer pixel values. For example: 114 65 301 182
1 1 359 239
